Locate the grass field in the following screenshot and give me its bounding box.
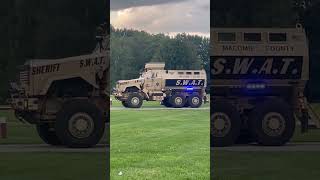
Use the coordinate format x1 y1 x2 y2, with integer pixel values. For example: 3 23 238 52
212 151 320 180
0 110 108 145
0 108 108 180
0 152 107 180
110 99 210 179
1 99 320 179
213 104 320 180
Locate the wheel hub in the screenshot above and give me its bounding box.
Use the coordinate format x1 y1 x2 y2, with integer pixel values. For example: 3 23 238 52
175 97 183 105
212 112 231 137
69 113 94 139
262 112 286 137
192 97 200 105
131 97 140 105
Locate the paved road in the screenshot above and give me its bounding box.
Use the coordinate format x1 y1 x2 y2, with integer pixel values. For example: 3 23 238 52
111 107 209 111
0 144 108 153
0 106 11 110
213 142 320 152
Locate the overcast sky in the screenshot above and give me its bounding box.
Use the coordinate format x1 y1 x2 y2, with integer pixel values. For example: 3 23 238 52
110 0 210 37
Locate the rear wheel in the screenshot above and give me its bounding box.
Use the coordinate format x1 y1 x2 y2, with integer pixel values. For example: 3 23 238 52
55 100 105 148
36 123 62 146
170 94 186 108
162 97 172 107
249 99 295 146
211 101 241 147
126 93 143 108
188 94 202 108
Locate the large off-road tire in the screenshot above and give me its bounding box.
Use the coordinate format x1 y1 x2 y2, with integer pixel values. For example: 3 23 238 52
188 94 203 108
162 97 172 108
121 101 129 108
211 101 241 147
235 130 255 144
55 100 105 148
170 94 186 108
249 99 295 146
126 93 143 108
36 123 62 146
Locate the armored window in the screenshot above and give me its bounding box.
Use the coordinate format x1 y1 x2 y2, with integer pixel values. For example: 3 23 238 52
218 33 236 42
186 72 192 75
244 33 261 42
269 33 287 42
178 72 184 75
194 72 200 75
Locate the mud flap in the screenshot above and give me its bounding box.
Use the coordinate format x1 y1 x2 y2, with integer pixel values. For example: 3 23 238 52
300 111 309 133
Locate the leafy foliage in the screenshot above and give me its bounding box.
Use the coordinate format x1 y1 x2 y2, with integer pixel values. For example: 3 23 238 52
110 27 210 87
0 0 107 103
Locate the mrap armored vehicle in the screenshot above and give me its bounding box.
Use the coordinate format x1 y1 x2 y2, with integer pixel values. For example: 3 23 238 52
114 62 207 108
9 24 109 148
211 25 320 147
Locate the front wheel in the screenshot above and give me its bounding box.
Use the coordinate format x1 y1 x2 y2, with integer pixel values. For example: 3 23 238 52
36 123 62 146
121 101 129 108
211 101 241 147
126 93 143 108
55 100 105 148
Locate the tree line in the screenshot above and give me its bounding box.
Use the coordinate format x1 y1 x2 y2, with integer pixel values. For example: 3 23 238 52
0 0 107 103
110 27 210 87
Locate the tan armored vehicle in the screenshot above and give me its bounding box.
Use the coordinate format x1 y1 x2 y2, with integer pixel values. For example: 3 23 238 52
211 25 320 147
9 24 109 148
114 62 207 108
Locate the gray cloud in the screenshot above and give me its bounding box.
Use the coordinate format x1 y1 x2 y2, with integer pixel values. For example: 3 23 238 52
111 0 209 36
111 0 187 10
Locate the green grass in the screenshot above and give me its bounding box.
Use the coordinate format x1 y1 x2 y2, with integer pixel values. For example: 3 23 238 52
213 104 320 180
0 153 107 180
0 111 108 180
212 151 320 180
110 106 210 179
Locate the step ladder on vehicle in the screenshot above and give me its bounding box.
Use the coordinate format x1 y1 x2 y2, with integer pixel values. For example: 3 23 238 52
307 103 320 129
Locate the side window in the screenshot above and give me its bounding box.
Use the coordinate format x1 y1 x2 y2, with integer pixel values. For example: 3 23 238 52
218 32 236 42
244 33 261 42
186 72 192 75
269 33 287 42
194 72 200 75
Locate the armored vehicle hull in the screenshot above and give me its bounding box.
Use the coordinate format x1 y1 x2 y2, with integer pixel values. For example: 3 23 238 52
114 63 207 108
211 26 320 147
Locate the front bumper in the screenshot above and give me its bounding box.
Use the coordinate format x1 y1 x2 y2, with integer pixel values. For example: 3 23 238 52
9 82 38 111
112 90 128 101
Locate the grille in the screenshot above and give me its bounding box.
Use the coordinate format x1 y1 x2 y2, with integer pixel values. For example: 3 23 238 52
19 68 30 87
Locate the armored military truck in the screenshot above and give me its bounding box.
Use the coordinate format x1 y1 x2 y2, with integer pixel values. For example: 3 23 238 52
211 25 320 147
114 63 207 108
9 24 109 148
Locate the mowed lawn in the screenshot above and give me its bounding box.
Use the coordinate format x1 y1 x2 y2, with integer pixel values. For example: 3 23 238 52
0 110 108 180
213 104 320 180
0 152 107 180
212 151 320 180
0 110 109 144
110 99 210 180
